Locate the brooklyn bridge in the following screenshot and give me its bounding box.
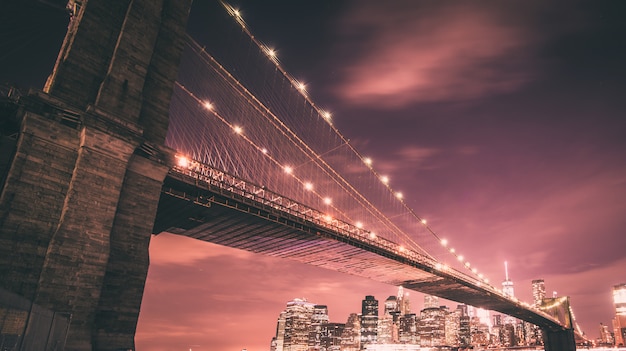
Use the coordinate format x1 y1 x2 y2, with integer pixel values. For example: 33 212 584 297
2 0 612 350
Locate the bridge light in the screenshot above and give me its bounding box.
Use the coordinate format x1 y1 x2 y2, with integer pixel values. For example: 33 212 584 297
323 214 332 222
176 155 190 168
284 166 293 174
478 273 484 278
472 268 478 274
395 192 403 199
421 219 427 225
295 81 306 93
464 262 470 267
440 238 447 246
369 232 377 239
304 182 313 191
233 125 243 134
364 157 372 166
398 245 405 252
266 47 277 58
450 248 455 253
321 110 331 120
233 9 241 17
484 278 489 284
381 176 389 184
261 148 268 154
203 101 214 110
458 255 464 262
435 262 442 270
356 221 363 229
323 197 332 205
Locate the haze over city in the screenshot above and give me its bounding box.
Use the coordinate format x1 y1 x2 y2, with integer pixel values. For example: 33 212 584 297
1 1 625 351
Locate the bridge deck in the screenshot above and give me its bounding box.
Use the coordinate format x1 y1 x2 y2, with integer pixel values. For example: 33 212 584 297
154 168 567 331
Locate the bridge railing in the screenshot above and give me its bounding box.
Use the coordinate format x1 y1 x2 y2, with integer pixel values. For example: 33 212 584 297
170 158 560 324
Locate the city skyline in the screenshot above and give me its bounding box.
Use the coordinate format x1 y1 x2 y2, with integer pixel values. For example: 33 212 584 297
2 1 625 350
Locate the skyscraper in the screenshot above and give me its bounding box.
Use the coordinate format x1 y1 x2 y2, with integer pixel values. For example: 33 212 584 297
279 298 316 351
341 313 360 351
397 286 411 315
309 305 329 351
424 294 439 309
532 279 546 307
502 261 514 298
613 283 626 346
360 295 378 349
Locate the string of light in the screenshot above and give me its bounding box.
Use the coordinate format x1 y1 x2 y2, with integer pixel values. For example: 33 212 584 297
180 40 433 259
216 1 494 285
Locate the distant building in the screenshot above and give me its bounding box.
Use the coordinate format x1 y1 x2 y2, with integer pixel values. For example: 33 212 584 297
275 311 287 351
599 323 614 345
308 305 329 351
399 313 418 344
445 308 461 346
274 298 316 351
397 287 410 315
456 305 471 347
315 323 344 351
532 279 546 307
419 307 445 346
341 313 360 351
502 261 514 298
530 279 545 345
360 296 378 349
424 294 439 309
613 283 626 346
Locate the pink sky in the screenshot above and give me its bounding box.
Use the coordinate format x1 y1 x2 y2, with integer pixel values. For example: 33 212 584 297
136 1 626 350
2 1 621 350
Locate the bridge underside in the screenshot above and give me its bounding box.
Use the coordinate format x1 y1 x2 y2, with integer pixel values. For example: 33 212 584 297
154 172 566 332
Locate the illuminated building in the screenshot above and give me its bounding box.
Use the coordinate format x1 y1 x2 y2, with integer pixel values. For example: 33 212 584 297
377 313 393 344
380 295 399 343
315 323 344 351
502 261 514 298
360 295 378 349
399 313 418 344
613 283 626 346
281 298 316 351
532 279 546 307
384 296 398 315
459 315 471 347
397 286 411 315
445 308 461 346
530 279 545 345
275 311 287 351
341 313 360 351
308 305 329 351
419 307 445 346
424 294 439 309
599 323 614 345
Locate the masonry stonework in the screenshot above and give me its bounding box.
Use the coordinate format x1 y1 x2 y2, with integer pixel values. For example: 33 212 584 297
0 0 192 349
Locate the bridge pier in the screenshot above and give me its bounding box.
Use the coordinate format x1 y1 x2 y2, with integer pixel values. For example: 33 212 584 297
542 328 577 351
0 0 191 349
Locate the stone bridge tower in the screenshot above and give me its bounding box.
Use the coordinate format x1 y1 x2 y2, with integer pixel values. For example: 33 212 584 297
0 0 192 349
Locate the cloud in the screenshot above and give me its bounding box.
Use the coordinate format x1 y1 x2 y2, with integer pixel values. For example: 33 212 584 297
333 1 540 107
148 233 253 266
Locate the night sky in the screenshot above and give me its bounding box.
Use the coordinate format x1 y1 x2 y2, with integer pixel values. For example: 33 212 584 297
2 1 626 350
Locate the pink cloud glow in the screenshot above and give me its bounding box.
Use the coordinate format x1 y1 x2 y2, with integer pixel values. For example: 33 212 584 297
334 2 538 107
